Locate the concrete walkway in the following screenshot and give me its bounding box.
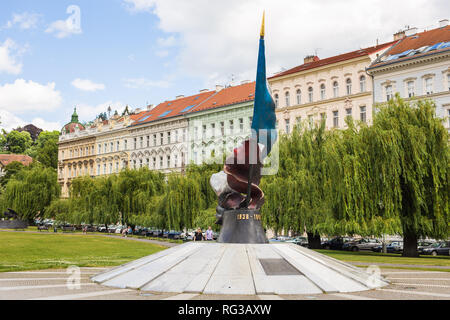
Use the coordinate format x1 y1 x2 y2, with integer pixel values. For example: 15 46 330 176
1 267 449 300
350 261 450 270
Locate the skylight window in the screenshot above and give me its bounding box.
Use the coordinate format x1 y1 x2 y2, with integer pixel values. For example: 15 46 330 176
138 115 152 122
158 110 172 118
180 104 197 113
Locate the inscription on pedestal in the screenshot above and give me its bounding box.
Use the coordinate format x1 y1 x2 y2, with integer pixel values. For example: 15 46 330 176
218 209 268 244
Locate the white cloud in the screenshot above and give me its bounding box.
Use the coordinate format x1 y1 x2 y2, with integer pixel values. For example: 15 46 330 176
123 0 449 87
0 110 26 131
5 12 41 30
46 6 82 39
157 36 177 47
123 78 171 89
71 78 106 92
0 110 61 132
0 39 24 75
46 20 82 38
30 118 62 131
76 101 124 121
155 50 169 58
0 79 62 113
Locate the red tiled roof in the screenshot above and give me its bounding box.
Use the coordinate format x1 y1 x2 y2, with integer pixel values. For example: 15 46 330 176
191 82 255 113
388 25 450 55
63 122 85 134
131 91 216 126
269 42 396 80
0 154 33 167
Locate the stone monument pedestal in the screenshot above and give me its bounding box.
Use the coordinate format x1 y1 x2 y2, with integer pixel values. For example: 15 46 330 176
218 209 268 244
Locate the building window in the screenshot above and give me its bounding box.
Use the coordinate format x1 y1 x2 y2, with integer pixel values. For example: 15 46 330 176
220 122 225 136
110 142 113 152
139 159 143 168
175 154 178 167
320 84 326 100
346 108 352 121
160 133 164 145
168 132 171 144
274 94 279 107
296 116 301 128
425 78 433 95
333 81 339 98
124 140 128 150
167 156 171 168
333 111 339 128
360 75 366 92
285 91 290 107
447 74 450 91
407 81 415 98
104 143 107 153
103 164 107 175
308 87 313 103
174 130 178 143
285 119 290 134
134 138 137 149
202 125 207 139
91 146 94 154
386 85 393 101
159 156 163 168
140 137 143 148
239 118 244 132
109 163 113 174
229 120 234 134
147 136 150 147
360 106 367 123
116 141 120 152
153 134 157 146
152 157 156 169
116 162 119 173
346 78 352 95
296 89 301 105
211 123 215 138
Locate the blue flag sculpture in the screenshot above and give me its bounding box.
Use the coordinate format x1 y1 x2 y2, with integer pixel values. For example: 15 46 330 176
251 12 277 156
210 12 276 243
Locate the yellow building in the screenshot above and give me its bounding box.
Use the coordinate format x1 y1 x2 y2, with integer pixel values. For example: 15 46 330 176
268 42 394 133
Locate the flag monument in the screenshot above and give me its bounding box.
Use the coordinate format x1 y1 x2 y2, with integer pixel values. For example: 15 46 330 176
210 12 277 244
91 14 388 296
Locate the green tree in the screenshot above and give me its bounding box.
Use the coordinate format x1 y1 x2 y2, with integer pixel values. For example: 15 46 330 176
5 131 33 154
371 96 449 257
26 131 60 168
2 164 60 221
0 161 25 187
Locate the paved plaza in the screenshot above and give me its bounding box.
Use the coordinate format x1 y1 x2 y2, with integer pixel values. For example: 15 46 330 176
0 267 449 300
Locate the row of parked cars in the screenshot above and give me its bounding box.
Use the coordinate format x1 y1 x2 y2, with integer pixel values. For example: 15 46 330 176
268 235 450 256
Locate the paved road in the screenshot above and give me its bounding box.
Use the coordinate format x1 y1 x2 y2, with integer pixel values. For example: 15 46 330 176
0 267 449 300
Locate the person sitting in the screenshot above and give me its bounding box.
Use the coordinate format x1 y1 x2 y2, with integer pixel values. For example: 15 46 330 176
193 228 204 241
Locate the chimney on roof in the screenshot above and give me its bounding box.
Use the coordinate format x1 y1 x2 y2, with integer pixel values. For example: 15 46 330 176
215 85 224 92
404 27 418 36
176 95 185 100
393 30 406 41
199 89 209 93
304 55 319 64
439 19 449 28
240 80 251 85
147 104 154 110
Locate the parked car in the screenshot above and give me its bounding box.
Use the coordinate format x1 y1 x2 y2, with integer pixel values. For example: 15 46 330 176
343 238 382 252
421 241 450 256
372 241 403 254
418 241 436 254
168 231 182 240
322 237 353 250
285 237 308 247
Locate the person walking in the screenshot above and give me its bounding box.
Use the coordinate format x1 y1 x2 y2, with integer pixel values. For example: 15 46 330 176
193 228 204 242
206 226 214 241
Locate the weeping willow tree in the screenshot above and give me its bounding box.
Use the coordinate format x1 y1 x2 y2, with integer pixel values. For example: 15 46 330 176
261 121 335 247
369 95 448 257
161 173 204 231
2 164 60 221
114 168 165 225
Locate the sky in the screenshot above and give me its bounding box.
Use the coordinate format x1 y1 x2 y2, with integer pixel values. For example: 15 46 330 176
0 0 448 132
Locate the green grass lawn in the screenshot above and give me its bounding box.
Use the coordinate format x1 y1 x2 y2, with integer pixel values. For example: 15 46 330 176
0 232 166 272
316 249 450 271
